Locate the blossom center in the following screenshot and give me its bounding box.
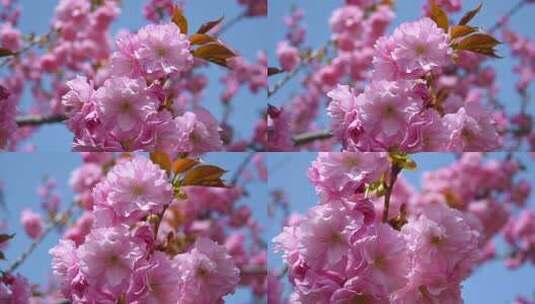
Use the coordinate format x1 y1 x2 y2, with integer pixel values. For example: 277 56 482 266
157 47 168 58
383 105 396 117
328 231 343 245
196 266 209 278
430 235 443 246
108 255 120 266
132 185 145 196
415 44 428 55
343 157 360 168
373 254 386 270
352 294 371 304
461 128 475 143
120 100 132 112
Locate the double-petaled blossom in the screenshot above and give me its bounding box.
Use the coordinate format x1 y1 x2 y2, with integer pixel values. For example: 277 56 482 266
274 152 533 303
175 238 240 303
93 156 172 226
20 209 44 239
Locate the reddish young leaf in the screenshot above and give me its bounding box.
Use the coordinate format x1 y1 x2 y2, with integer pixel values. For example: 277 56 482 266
458 33 501 50
0 48 15 57
458 3 482 25
173 158 200 174
0 233 14 244
182 165 226 186
150 151 172 173
268 67 284 77
192 43 236 67
197 16 224 34
188 33 216 45
450 25 476 39
430 2 449 32
172 6 188 34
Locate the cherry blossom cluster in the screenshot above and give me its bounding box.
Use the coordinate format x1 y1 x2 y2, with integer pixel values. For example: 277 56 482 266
49 155 239 302
273 152 534 303
0 152 268 303
0 0 267 151
501 24 535 150
0 0 120 150
270 0 396 151
328 15 502 151
61 21 226 152
268 0 534 152
236 0 267 17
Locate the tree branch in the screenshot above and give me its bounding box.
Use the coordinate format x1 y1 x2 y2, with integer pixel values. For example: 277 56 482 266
293 129 332 146
382 164 401 223
488 0 528 33
217 12 246 36
268 41 333 99
16 114 67 127
230 152 256 186
6 202 76 274
240 264 267 276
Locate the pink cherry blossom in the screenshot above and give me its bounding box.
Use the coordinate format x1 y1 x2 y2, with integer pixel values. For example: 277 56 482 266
175 237 240 303
77 226 145 296
134 23 193 79
93 156 172 224
20 209 44 239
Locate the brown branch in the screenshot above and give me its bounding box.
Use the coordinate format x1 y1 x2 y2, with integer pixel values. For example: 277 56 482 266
6 202 76 274
0 29 59 69
240 265 267 276
16 114 67 127
488 0 529 33
230 152 256 186
217 12 246 36
293 129 332 146
267 41 333 99
382 164 402 223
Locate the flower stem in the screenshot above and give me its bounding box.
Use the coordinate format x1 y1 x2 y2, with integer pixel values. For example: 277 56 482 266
382 164 401 223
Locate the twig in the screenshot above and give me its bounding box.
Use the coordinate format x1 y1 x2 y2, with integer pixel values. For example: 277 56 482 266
16 114 67 127
217 12 246 36
240 264 267 276
382 164 401 223
5 202 76 274
268 41 333 99
293 129 332 146
230 152 256 186
277 265 288 279
153 203 170 243
488 0 529 33
0 29 58 69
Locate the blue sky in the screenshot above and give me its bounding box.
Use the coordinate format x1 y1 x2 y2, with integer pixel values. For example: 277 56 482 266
268 0 535 138
14 0 268 151
267 152 535 303
0 152 268 303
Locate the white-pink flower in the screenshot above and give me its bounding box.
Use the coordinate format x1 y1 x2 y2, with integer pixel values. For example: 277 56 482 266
78 226 145 295
175 238 240 304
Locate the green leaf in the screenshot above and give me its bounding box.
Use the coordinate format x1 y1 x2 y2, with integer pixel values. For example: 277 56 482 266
389 152 417 171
